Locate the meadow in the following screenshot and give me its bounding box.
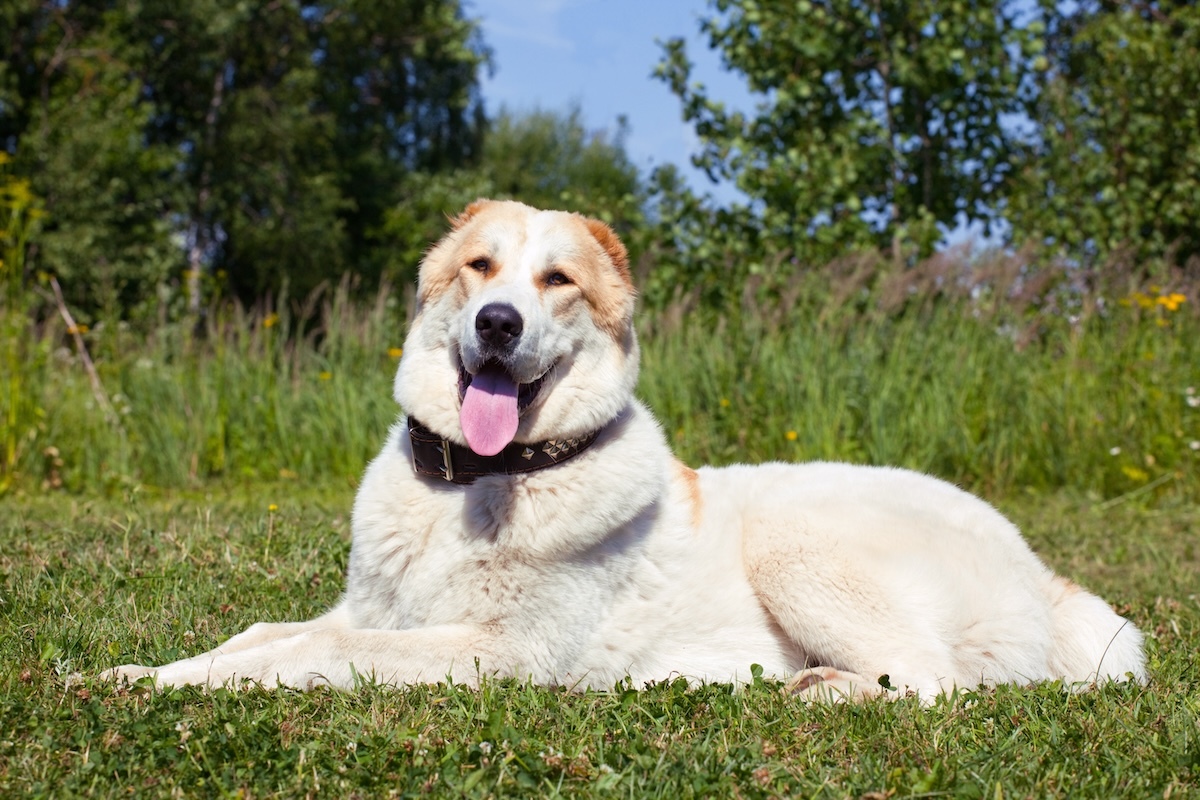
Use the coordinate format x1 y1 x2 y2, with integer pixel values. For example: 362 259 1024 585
2 250 1198 797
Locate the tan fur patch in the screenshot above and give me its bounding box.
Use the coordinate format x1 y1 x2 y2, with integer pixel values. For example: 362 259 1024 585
1052 576 1082 596
451 198 495 230
418 200 510 304
569 215 635 340
416 234 464 305
673 459 703 529
582 218 631 288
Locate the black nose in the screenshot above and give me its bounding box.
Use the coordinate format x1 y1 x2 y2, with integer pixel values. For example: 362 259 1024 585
475 302 523 347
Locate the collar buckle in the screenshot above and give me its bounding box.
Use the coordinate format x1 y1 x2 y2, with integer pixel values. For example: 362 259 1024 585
437 438 455 482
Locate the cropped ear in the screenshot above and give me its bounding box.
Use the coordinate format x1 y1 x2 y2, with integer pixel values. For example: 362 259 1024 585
583 217 631 285
449 199 494 230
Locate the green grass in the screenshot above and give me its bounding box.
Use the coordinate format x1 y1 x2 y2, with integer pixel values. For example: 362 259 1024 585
2 488 1197 798
2 253 1197 500
1 252 1198 796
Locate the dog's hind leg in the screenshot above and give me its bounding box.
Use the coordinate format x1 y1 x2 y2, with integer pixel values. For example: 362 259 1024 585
743 524 960 702
784 667 897 703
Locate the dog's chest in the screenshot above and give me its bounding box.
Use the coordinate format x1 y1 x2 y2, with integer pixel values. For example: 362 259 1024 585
346 492 543 630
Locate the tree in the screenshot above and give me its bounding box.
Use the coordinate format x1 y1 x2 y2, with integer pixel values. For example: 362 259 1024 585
1 0 183 317
307 0 489 287
118 0 489 304
0 0 489 315
656 0 1044 265
481 107 642 226
1007 1 1200 271
378 107 645 286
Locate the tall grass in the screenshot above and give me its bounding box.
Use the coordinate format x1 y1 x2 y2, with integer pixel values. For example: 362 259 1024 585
1 249 1196 500
22 277 409 492
641 251 1199 499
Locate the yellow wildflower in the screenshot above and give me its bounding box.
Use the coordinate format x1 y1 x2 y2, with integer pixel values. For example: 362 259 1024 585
785 430 798 441
719 398 731 409
387 347 404 358
263 313 280 328
1156 293 1186 312
1121 465 1149 483
268 503 279 513
318 371 332 381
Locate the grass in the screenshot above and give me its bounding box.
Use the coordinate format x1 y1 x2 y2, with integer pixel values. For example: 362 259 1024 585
1 488 1197 798
1 249 1198 796
2 254 1198 500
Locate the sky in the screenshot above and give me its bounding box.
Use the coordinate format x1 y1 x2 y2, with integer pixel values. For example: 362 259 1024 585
465 0 1000 245
466 0 749 200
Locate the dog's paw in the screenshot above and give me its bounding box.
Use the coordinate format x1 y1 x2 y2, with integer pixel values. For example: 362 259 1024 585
103 664 159 685
784 667 884 704
102 659 228 690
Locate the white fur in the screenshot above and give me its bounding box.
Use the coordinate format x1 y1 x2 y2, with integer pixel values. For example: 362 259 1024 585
108 201 1145 701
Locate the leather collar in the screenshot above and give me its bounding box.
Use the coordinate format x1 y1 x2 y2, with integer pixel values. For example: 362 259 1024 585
408 418 601 484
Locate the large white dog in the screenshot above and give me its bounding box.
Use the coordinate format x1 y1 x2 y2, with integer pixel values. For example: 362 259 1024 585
109 200 1145 701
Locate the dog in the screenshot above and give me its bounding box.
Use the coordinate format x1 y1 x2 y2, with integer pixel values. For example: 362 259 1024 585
108 199 1146 701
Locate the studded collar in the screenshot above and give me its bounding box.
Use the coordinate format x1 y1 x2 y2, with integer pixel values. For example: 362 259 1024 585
407 418 602 484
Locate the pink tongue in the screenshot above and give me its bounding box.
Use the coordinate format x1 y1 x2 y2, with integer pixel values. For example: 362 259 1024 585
460 364 520 456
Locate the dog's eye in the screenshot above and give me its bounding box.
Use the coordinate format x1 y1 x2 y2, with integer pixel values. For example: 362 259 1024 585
546 271 572 287
468 258 491 274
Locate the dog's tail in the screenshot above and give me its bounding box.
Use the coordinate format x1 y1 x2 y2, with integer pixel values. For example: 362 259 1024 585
1046 576 1146 686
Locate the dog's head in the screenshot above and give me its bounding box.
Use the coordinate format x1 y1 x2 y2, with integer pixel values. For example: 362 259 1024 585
394 199 639 455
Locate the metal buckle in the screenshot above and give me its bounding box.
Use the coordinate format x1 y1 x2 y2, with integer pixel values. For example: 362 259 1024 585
437 438 455 482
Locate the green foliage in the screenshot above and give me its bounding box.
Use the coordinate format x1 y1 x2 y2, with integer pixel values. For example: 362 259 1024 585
638 164 768 308
638 252 1199 501
3 246 1196 500
655 0 1041 267
2 1 183 319
0 0 489 316
1 490 1197 797
302 0 490 289
655 0 1200 290
480 107 643 228
0 152 46 495
380 107 645 288
1009 1 1200 270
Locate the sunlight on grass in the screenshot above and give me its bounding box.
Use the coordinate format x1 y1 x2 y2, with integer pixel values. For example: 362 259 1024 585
1 491 1196 798
1 249 1198 797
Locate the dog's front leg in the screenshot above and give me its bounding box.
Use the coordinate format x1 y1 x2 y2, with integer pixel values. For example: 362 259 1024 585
122 623 512 690
205 603 353 656
105 604 354 686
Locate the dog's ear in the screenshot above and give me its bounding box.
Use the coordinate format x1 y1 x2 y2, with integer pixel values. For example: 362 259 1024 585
583 218 630 280
449 199 494 230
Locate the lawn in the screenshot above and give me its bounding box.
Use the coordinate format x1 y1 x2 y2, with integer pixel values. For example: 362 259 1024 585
2 485 1197 798
2 255 1198 797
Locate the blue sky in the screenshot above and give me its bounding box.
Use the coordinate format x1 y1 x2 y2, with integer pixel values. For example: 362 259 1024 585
466 0 997 244
467 0 748 198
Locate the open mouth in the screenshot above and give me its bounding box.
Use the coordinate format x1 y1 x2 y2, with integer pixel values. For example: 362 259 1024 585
457 358 552 456
457 359 549 412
